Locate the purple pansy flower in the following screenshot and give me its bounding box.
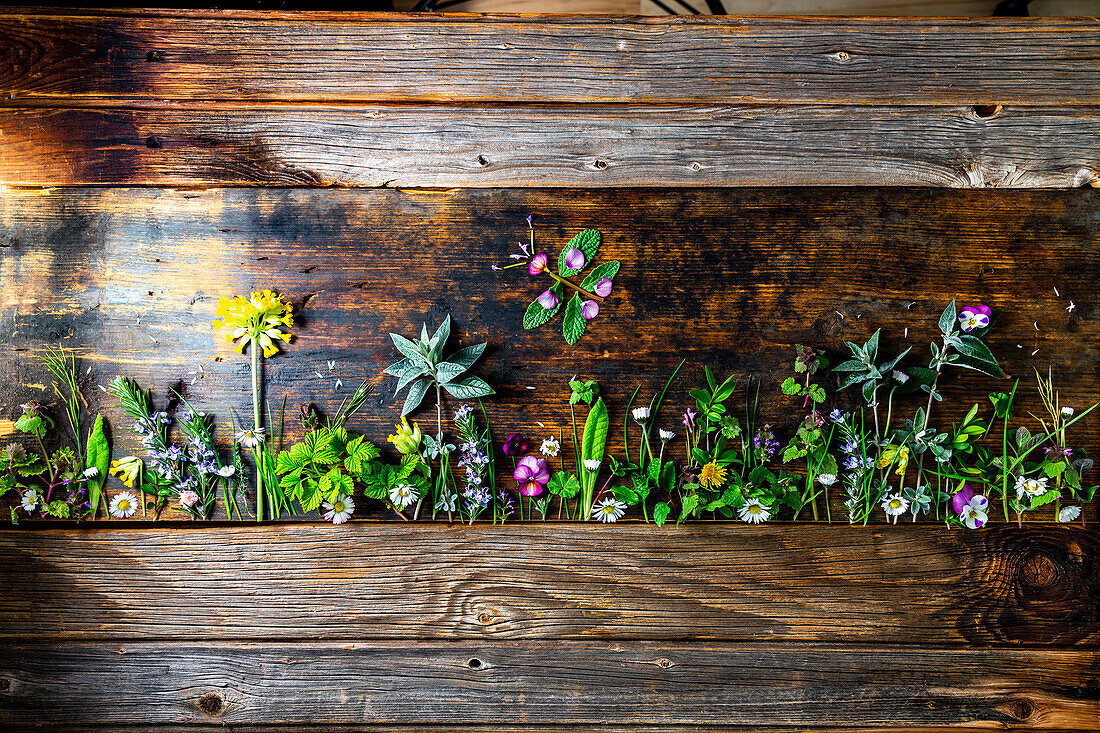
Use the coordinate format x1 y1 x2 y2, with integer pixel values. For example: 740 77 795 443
563 247 586 271
538 289 560 309
958 304 992 332
581 300 600 320
593 278 613 297
513 455 549 497
528 253 549 276
502 433 529 457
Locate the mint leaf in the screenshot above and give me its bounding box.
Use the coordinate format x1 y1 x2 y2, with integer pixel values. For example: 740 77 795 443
557 229 601 277
523 294 561 329
563 294 586 344
579 260 621 290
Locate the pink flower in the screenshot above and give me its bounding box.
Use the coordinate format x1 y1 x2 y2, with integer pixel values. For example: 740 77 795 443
683 408 698 430
958 304 992 332
593 278 613 297
528 253 549 276
563 247 586 271
581 300 599 320
513 455 549 497
178 490 199 509
537 289 559 309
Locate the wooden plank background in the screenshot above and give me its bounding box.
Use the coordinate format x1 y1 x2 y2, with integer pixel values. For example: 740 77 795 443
0 10 1098 732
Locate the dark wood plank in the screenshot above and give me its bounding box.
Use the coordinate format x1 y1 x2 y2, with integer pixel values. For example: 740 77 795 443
2 106 1097 188
2 638 1097 729
1 13 1098 105
2 186 1098 517
1 525 1096 645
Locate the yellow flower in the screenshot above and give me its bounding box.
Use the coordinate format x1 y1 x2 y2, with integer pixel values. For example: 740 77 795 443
109 456 143 488
387 417 422 455
212 289 294 358
876 445 910 475
698 461 728 490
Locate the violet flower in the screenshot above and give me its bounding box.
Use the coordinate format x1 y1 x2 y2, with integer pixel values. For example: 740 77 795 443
952 484 989 529
513 455 549 497
951 484 976 515
563 247 586 271
528 253 549 276
581 300 600 320
538 289 560 309
958 304 992 332
502 433 529 457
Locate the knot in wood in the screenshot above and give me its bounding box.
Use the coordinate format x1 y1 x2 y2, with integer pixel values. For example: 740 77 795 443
829 51 851 63
972 104 1002 119
1019 550 1060 590
592 158 608 170
656 658 674 669
477 612 493 625
197 692 224 717
0 677 10 692
1003 698 1034 721
145 50 164 62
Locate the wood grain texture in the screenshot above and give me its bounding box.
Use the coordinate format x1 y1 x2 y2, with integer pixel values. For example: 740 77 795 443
2 105 1097 188
2 186 1099 522
1 524 1096 644
1 13 1099 105
2 639 1098 730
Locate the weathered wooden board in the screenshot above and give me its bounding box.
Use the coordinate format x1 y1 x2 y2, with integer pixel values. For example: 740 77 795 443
1 13 1098 105
1 525 1095 645
2 639 1097 730
2 105 1097 188
2 186 1098 487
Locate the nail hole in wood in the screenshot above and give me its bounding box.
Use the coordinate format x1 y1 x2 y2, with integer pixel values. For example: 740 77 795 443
973 104 1002 118
476 155 489 167
467 658 483 670
145 136 162 149
593 159 608 170
146 50 164 62
197 692 224 716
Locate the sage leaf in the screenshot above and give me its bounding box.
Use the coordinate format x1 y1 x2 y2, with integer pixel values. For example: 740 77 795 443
442 375 494 400
448 343 487 369
401 378 431 416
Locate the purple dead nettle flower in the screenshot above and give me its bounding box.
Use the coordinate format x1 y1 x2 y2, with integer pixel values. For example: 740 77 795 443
1045 445 1072 461
581 300 600 320
563 247 586 271
594 278 613 297
537 289 560 309
958 304 992 332
513 455 550 497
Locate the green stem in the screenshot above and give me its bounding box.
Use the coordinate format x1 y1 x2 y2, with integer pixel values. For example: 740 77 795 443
547 271 603 301
251 343 264 522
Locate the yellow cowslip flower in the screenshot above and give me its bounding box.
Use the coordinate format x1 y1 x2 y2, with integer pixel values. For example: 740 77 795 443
387 417 422 455
212 289 294 358
876 445 909 476
698 460 728 490
109 456 143 488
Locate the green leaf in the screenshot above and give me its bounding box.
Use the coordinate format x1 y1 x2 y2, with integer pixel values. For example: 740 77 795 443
435 361 467 385
523 294 562 329
392 360 429 395
612 485 640 504
548 471 580 498
563 294 586 345
297 481 323 513
442 375 494 400
383 358 420 378
939 301 958 336
677 493 700 525
780 377 801 396
448 343 487 370
401 378 431 416
557 229 601 277
579 260 621 290
581 397 609 466
389 332 423 362
85 413 109 517
430 316 452 360
653 501 671 526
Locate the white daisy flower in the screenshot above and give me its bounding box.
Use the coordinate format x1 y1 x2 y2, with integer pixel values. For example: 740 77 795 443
109 491 139 518
1015 476 1049 501
20 489 38 513
539 437 560 457
1061 406 1074 418
816 473 837 486
631 407 651 424
323 494 355 524
738 498 771 524
583 458 601 472
389 483 419 509
658 429 676 442
881 493 909 518
235 427 265 448
178 490 199 508
591 497 626 523
217 465 236 478
1058 505 1082 523
82 466 100 479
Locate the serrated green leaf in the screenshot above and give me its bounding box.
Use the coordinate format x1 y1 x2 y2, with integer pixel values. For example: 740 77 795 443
557 229 601 277
653 501 671 526
442 375 494 400
401 379 431 416
523 294 562 329
579 260 621 290
563 294 586 344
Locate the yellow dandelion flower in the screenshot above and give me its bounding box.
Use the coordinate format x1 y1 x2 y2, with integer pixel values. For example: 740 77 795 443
876 445 910 476
698 460 728 489
212 289 294 358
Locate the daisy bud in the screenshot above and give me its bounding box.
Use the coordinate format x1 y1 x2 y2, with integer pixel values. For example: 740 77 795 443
583 458 601 472
659 429 676 442
632 407 651 424
1061 406 1075 417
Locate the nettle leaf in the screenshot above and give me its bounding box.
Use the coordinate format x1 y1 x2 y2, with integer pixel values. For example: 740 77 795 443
557 229 601 277
653 501 671 526
523 295 562 329
449 343 487 370
435 361 467 385
401 378 431 416
442 375 494 400
579 260 621 290
677 493 700 525
562 294 586 344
